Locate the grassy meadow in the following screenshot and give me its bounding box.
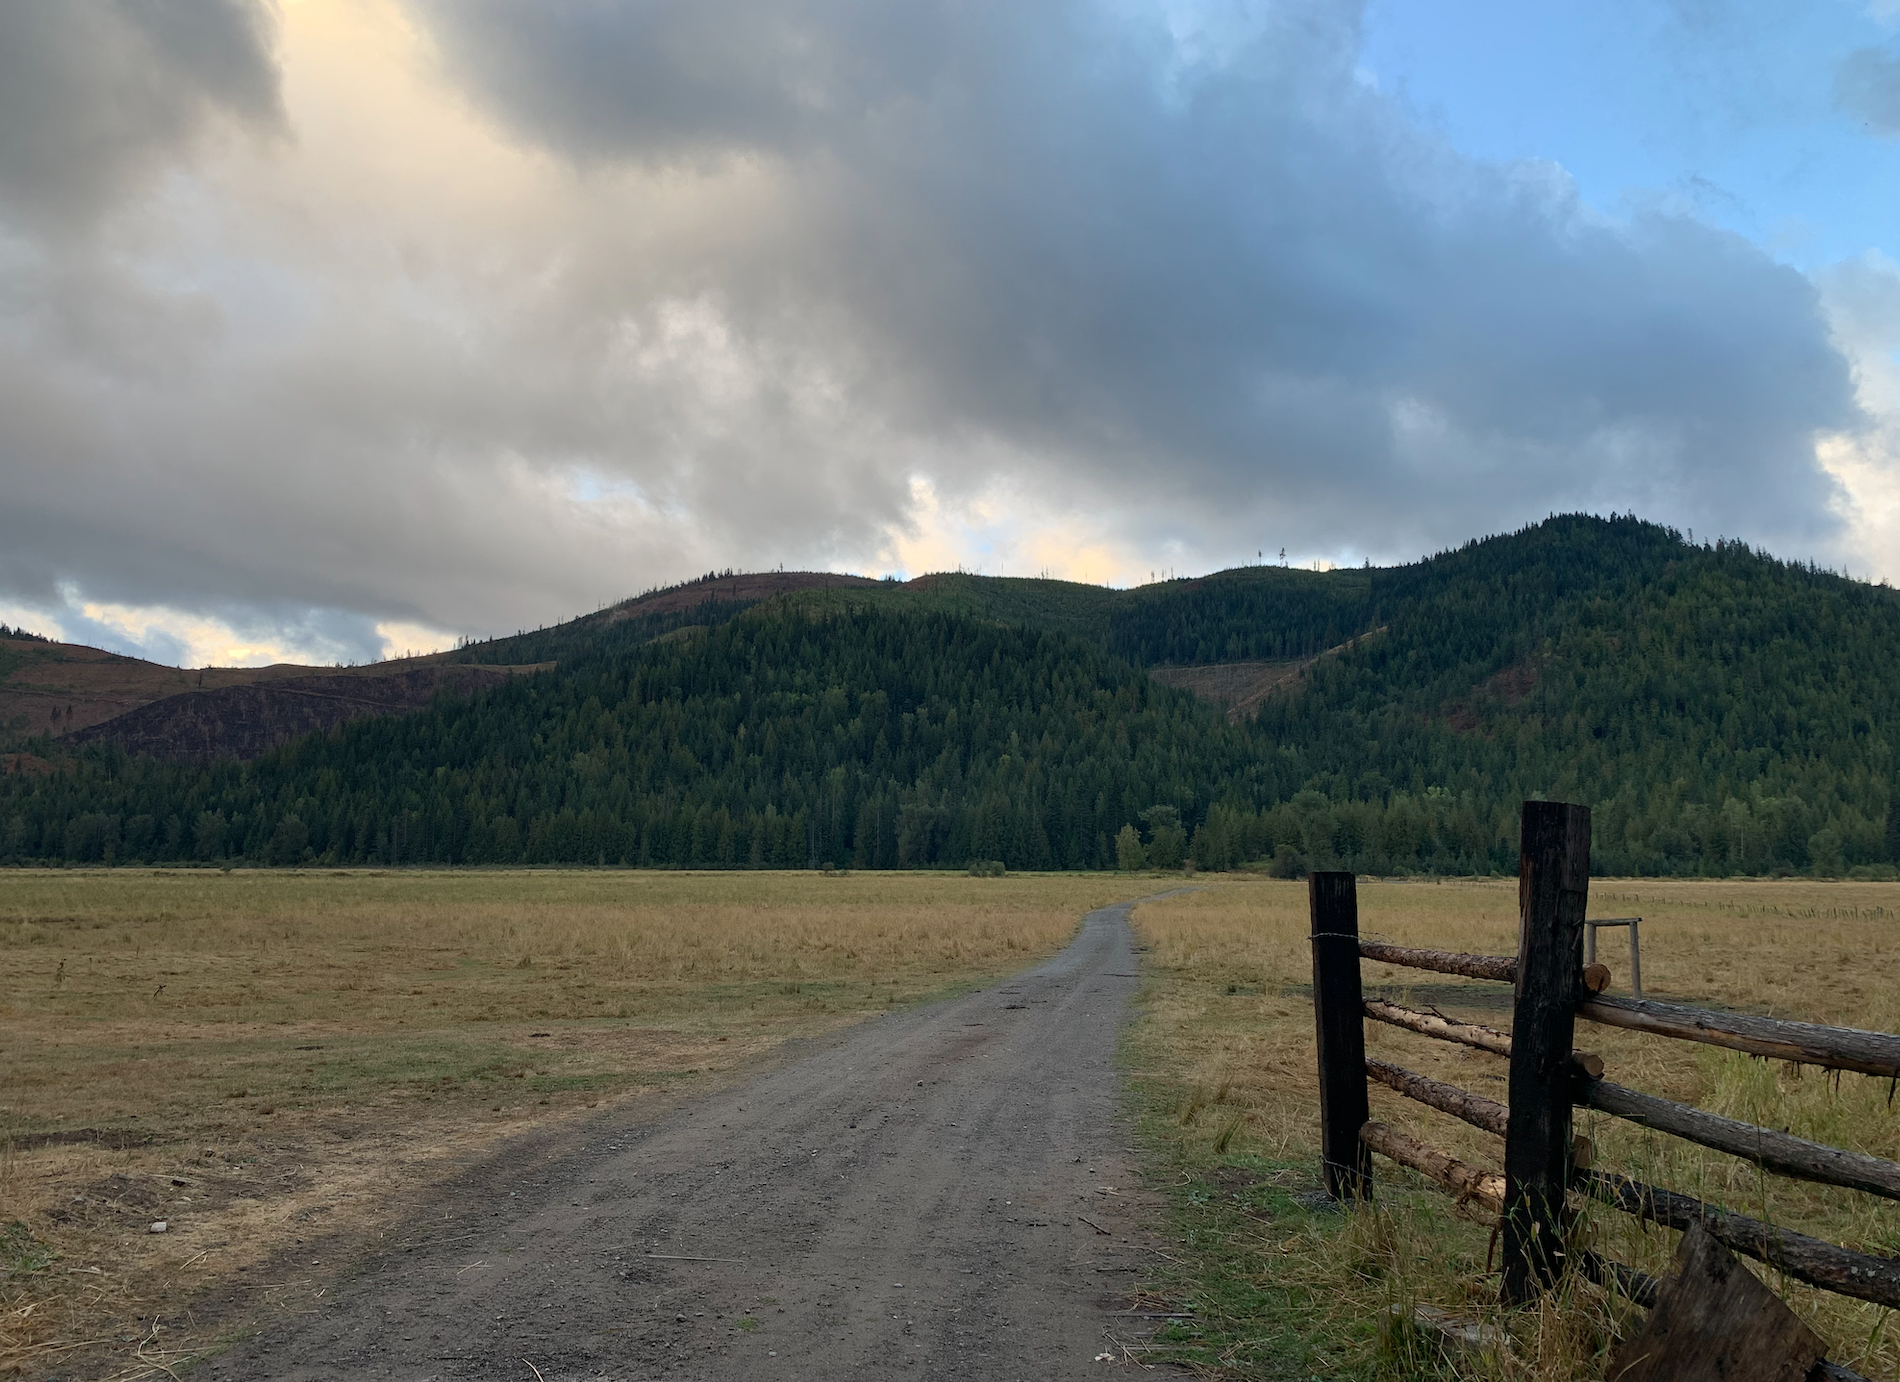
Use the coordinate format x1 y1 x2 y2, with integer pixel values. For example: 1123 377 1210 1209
1128 877 1900 1381
6 868 1895 1380
0 867 1146 1380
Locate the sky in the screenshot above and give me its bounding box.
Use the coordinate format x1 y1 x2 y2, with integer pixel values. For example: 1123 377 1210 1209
2 0 1898 667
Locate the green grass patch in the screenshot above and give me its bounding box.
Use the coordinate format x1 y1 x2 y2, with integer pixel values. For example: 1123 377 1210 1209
1127 1070 1666 1381
0 1221 56 1276
1129 1066 1374 1377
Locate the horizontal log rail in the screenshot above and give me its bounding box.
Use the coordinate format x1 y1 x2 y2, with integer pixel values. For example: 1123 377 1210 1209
1359 1120 1503 1213
1314 851 1899 1342
1578 995 1900 1079
1366 1058 1509 1136
1577 1079 1900 1202
1579 1171 1900 1311
1359 941 1611 993
1365 999 1511 1055
1358 940 1516 983
1578 1249 1661 1308
1364 998 1606 1078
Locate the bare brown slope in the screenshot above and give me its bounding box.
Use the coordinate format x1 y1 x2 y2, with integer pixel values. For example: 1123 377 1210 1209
1443 655 1542 734
1149 627 1386 722
65 664 546 761
1147 659 1311 720
0 638 475 739
0 572 881 754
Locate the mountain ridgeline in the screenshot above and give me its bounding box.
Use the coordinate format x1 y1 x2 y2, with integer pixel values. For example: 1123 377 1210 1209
5 514 1899 876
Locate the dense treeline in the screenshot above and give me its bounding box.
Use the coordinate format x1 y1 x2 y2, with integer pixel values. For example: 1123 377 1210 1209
1104 567 1374 665
4 515 1897 876
3 610 1279 871
1254 516 1900 876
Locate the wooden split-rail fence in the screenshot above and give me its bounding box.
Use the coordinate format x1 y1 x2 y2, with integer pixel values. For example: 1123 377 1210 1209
1310 800 1900 1381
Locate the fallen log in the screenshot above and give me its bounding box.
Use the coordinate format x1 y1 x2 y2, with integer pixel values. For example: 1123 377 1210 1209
1607 1223 1827 1382
1386 1303 1503 1358
1576 1251 1874 1381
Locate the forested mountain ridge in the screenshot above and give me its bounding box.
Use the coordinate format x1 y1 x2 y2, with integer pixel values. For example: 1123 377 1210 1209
10 610 1261 871
4 514 1898 876
1254 520 1900 876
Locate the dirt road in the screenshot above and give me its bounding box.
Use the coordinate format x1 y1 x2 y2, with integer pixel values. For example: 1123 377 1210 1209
208 899 1169 1380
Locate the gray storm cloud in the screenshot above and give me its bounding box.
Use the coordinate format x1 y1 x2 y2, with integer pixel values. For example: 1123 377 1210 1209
0 0 1870 660
426 0 1861 551
0 0 280 224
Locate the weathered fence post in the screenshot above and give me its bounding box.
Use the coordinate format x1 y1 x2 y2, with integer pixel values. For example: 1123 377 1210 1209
1310 870 1371 1201
1502 800 1592 1302
1627 917 1642 998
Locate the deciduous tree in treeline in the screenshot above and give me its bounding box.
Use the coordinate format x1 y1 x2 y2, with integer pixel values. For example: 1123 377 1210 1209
1115 824 1145 872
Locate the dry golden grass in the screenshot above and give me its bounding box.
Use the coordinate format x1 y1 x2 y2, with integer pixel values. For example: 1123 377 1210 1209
1131 876 1900 1381
0 867 1143 1380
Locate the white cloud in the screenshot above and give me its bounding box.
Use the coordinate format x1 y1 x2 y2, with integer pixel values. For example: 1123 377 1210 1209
0 584 426 668
1816 251 1900 583
878 475 1149 586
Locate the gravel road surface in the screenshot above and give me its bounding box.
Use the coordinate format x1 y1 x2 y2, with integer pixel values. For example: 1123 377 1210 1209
211 898 1171 1380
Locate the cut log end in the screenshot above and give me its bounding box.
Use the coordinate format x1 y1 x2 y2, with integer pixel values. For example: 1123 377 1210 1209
1582 962 1612 993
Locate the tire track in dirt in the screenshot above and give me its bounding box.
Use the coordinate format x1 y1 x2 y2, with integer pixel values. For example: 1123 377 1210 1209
208 898 1176 1380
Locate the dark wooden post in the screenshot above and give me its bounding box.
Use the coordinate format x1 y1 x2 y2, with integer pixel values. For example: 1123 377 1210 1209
1502 800 1592 1303
1310 870 1371 1201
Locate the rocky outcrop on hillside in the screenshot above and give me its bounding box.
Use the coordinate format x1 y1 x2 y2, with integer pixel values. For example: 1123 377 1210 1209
66 665 528 761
